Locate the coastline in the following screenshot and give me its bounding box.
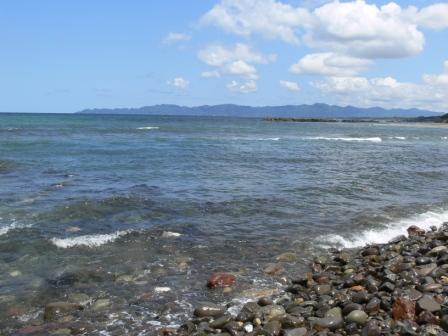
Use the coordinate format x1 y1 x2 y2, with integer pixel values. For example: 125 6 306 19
174 223 448 336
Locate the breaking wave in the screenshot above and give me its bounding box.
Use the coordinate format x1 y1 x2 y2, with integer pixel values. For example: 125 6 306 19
309 137 382 142
321 209 448 249
50 230 130 248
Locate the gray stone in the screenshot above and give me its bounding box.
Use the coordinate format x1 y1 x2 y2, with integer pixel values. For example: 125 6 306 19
261 305 286 321
313 316 344 331
346 310 368 325
283 327 308 336
194 302 225 317
417 295 441 313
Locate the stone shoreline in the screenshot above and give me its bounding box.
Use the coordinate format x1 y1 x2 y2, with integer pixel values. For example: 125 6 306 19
172 224 448 336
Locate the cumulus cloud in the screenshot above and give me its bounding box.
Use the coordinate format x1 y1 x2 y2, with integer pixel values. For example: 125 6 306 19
290 52 371 77
414 3 448 30
200 0 311 44
198 43 275 67
279 80 300 92
312 60 448 112
167 77 190 90
199 43 276 93
304 1 424 58
200 0 448 59
227 80 257 93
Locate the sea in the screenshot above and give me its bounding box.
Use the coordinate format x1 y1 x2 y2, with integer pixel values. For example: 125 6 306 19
1 113 448 334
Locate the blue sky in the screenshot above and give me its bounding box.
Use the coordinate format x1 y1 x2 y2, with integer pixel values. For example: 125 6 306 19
0 0 447 113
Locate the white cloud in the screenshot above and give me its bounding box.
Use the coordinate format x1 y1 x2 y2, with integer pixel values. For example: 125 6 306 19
414 3 448 30
290 52 371 77
200 1 448 59
423 61 448 86
227 80 257 93
162 32 191 45
226 60 258 80
198 43 275 67
303 1 424 58
167 77 190 90
198 43 275 93
200 0 311 44
312 60 448 112
279 80 300 92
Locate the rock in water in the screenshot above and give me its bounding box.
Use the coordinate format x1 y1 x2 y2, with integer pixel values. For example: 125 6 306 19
194 303 225 317
44 302 83 321
407 225 425 236
207 272 236 289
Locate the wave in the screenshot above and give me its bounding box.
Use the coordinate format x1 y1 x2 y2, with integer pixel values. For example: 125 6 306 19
389 136 406 140
309 137 382 142
0 221 31 236
50 230 130 248
136 126 159 130
321 209 448 249
256 137 280 141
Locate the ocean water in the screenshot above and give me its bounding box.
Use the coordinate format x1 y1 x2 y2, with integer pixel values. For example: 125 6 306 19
1 113 448 333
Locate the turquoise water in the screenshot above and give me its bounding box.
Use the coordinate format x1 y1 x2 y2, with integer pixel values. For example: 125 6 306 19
1 113 448 333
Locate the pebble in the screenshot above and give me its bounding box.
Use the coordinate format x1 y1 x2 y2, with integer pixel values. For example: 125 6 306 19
417 295 441 312
194 303 225 317
173 224 448 336
346 310 368 325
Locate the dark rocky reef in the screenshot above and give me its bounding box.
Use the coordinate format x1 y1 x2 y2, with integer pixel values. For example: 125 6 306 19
263 118 380 123
173 224 448 336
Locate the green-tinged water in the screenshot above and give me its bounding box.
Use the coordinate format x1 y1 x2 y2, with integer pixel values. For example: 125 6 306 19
1 113 448 334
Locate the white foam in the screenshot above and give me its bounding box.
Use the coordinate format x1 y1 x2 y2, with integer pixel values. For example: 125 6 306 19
0 220 31 236
154 287 171 293
136 126 159 130
390 136 406 140
50 230 129 248
321 209 448 249
161 231 182 238
442 137 448 140
309 137 382 142
257 137 280 141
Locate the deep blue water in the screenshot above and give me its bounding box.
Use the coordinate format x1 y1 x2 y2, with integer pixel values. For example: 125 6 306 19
1 113 448 333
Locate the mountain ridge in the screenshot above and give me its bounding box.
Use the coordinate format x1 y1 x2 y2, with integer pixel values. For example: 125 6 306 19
76 103 443 118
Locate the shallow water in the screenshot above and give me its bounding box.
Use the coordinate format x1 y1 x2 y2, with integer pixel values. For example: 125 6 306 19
1 113 448 333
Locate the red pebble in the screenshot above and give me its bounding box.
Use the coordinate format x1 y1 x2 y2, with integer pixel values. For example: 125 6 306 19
392 297 416 321
207 272 236 289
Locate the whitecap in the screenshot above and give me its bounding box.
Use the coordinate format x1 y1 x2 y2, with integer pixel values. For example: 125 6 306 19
389 136 406 140
309 137 382 142
50 230 130 248
136 126 159 130
320 209 448 249
161 231 182 238
257 137 280 141
0 221 31 236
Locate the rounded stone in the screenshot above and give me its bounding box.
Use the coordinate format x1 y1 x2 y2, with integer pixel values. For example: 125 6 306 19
346 310 368 325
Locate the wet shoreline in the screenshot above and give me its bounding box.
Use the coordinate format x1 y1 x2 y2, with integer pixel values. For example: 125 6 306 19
175 224 448 336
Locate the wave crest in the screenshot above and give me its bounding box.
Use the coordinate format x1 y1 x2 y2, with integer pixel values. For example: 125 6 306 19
321 209 448 249
51 230 130 248
310 137 382 142
136 126 159 130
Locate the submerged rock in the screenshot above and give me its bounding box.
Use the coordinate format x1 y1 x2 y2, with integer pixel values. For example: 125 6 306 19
207 272 236 289
44 302 83 321
194 303 225 317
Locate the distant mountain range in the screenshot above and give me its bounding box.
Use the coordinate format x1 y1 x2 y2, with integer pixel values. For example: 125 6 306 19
77 103 443 118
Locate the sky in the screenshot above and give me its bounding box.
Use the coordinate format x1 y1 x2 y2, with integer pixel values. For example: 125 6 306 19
0 0 447 113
